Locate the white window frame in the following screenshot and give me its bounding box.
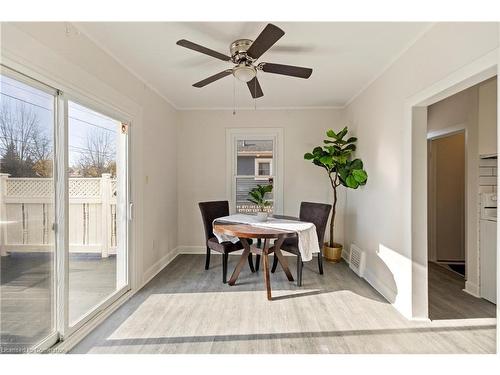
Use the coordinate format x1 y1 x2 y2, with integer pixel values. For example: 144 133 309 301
255 158 273 178
226 128 284 215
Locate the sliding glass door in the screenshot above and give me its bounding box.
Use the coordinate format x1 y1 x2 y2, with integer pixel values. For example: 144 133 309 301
0 71 58 352
67 100 128 329
0 66 130 352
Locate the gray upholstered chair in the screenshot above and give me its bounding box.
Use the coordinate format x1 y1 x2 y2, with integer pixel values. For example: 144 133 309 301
271 202 332 286
198 201 254 283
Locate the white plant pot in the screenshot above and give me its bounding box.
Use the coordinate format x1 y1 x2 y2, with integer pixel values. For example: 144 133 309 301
256 212 269 222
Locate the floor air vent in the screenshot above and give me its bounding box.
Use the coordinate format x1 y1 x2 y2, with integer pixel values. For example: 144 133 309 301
349 244 365 277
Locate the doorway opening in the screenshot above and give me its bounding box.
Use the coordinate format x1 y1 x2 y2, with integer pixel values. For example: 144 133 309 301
428 131 465 272
426 77 497 321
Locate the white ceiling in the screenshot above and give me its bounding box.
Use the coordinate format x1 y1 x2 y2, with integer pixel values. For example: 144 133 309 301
75 22 431 109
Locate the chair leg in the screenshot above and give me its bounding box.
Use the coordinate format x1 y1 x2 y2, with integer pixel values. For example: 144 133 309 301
256 239 262 272
248 253 256 273
222 253 228 283
205 247 211 270
296 255 303 287
317 251 324 275
271 254 279 273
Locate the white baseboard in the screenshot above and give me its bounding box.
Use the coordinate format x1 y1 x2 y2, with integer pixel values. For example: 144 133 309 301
464 281 481 298
341 247 350 262
52 246 180 353
178 245 296 256
142 247 180 285
179 245 245 255
178 245 206 254
363 267 413 319
411 317 432 323
362 262 483 319
362 267 398 305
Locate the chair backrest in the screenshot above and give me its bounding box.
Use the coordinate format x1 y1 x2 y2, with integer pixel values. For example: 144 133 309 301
198 201 230 241
299 202 332 245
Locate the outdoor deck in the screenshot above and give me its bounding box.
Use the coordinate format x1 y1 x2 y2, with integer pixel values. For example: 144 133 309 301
1 253 116 351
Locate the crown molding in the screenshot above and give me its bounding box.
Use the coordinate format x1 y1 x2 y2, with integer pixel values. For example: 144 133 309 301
75 22 435 112
72 22 180 110
177 105 344 111
343 22 436 108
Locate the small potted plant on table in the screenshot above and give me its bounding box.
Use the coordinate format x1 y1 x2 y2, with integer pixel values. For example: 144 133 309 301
304 126 368 262
247 184 273 222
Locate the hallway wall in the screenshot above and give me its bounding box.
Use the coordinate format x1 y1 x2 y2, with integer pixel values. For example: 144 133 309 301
342 22 499 318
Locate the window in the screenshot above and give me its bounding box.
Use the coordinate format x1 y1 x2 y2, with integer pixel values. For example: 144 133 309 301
226 129 283 215
255 158 272 177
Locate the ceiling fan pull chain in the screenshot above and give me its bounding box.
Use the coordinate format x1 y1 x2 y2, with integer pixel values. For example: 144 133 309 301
254 78 257 110
233 75 236 115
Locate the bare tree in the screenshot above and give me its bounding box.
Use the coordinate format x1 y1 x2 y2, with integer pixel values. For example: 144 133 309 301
0 100 52 177
77 129 116 177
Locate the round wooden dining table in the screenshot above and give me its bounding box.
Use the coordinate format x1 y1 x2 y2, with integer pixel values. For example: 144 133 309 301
213 222 297 301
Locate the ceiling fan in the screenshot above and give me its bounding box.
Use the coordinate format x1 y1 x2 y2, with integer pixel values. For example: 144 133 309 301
176 23 313 99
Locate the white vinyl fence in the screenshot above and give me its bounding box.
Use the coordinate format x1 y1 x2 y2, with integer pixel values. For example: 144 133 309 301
0 173 117 257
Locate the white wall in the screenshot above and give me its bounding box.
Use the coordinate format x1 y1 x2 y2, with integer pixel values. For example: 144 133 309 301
478 77 498 156
0 22 179 288
177 109 345 249
342 22 499 318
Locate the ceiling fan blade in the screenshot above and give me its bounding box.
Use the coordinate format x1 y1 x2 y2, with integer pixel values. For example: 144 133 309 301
176 39 231 62
247 77 264 99
246 24 285 60
260 63 313 79
193 70 233 88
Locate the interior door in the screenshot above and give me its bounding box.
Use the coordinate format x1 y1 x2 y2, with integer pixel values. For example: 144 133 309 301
428 132 466 263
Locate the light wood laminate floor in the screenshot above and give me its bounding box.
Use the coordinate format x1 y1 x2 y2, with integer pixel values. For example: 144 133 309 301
71 254 496 354
428 262 495 320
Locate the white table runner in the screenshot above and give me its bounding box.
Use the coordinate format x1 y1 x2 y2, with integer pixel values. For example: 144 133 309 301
213 214 320 261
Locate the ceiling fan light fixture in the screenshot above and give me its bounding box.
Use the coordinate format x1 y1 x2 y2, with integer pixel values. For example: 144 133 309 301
233 64 256 82
177 23 313 98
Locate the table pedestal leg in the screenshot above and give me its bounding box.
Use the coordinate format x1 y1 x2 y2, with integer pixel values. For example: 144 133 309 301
227 235 293 301
228 238 251 286
261 238 272 301
272 236 294 282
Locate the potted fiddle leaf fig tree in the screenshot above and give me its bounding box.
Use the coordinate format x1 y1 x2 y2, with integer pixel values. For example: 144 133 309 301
304 126 368 262
247 184 273 222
